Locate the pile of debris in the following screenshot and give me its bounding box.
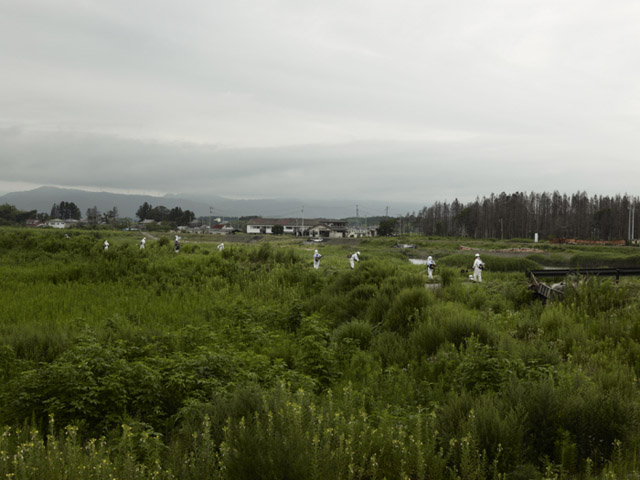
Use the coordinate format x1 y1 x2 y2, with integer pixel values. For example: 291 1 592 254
526 267 640 301
550 238 626 246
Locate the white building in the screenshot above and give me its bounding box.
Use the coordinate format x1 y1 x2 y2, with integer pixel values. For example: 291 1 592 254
46 219 76 229
246 218 306 235
246 218 349 236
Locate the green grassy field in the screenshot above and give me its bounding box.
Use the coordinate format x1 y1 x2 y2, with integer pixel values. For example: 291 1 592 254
2 228 640 479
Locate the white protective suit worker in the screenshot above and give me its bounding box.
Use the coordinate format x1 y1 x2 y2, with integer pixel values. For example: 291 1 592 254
140 237 146 249
313 249 322 269
349 251 360 269
174 235 181 253
426 256 436 279
217 243 225 251
472 253 485 283
103 240 109 251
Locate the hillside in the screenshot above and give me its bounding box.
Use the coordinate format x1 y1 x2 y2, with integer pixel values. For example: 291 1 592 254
0 186 211 219
0 186 421 220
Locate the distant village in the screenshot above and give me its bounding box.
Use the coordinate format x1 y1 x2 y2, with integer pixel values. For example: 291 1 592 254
0 200 380 237
25 216 379 238
243 218 377 238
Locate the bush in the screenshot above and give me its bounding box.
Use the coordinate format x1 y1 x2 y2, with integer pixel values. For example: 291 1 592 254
295 315 336 388
332 320 373 350
428 304 491 348
408 321 446 359
563 278 630 316
439 266 458 287
370 332 409 368
383 287 434 334
470 393 527 470
454 337 514 393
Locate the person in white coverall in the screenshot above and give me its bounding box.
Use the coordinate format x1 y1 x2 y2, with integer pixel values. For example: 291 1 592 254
472 253 485 283
174 235 181 253
426 256 436 279
217 243 224 251
313 249 322 269
140 237 146 249
349 251 360 269
103 240 109 250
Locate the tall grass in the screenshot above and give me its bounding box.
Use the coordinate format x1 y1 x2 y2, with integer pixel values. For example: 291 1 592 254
3 229 640 478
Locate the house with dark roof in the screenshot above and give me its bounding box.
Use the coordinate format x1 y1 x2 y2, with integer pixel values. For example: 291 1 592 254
308 220 349 238
210 223 234 235
138 219 157 229
25 219 42 227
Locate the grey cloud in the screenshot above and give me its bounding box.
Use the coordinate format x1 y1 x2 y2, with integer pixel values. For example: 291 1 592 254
1 0 640 204
2 127 636 207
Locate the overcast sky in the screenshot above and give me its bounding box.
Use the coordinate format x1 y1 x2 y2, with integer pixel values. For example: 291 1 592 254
2 0 640 208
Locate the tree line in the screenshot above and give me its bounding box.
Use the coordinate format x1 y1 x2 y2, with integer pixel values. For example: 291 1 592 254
3 191 639 240
414 191 639 240
0 204 39 226
0 201 194 227
50 201 81 220
136 202 195 225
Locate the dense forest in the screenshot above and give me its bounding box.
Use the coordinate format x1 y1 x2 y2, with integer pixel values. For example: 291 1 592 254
415 191 639 241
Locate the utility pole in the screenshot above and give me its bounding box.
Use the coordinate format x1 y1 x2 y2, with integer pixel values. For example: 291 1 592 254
209 207 213 230
633 202 636 242
386 206 389 217
301 206 304 236
629 203 636 242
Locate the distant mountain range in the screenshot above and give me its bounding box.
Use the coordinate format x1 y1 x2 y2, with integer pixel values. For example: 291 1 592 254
0 186 421 220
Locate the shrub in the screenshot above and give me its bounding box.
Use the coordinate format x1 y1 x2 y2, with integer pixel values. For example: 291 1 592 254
180 244 198 254
344 284 378 319
370 331 409 368
249 242 273 263
274 246 298 264
430 304 491 348
454 337 514 393
556 371 634 468
383 287 434 334
464 285 490 310
563 278 630 316
295 315 336 388
502 281 535 309
408 321 445 359
439 266 458 287
332 320 373 350
470 394 527 470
